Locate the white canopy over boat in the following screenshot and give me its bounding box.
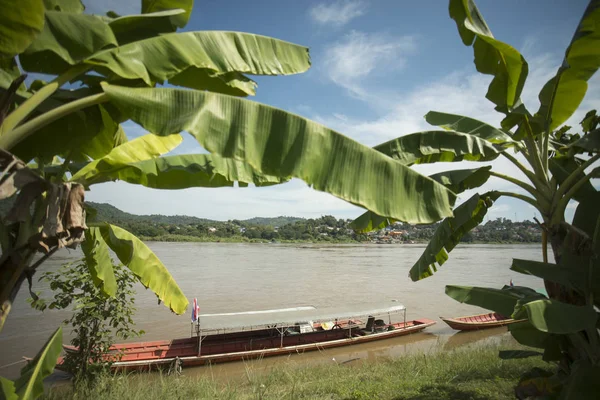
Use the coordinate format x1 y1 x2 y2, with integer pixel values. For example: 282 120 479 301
196 301 406 330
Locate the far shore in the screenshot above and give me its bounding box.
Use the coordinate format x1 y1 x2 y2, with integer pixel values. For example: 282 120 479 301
140 235 541 246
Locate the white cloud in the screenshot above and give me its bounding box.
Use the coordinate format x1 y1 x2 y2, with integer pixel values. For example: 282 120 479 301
323 31 415 101
309 0 367 27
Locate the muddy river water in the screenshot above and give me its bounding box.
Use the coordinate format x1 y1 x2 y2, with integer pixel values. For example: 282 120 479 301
0 243 543 380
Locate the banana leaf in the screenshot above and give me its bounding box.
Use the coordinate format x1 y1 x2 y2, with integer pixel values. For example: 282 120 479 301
13 327 62 400
70 134 182 184
81 227 117 297
102 84 457 224
0 377 16 400
569 128 600 153
409 192 499 281
549 157 597 203
513 299 597 334
429 166 492 194
11 103 128 163
350 167 493 233
142 0 193 28
536 0 600 132
77 153 288 188
445 285 544 317
373 130 501 166
424 111 515 145
573 192 600 238
20 11 118 75
449 0 528 114
349 211 397 234
43 0 84 12
108 10 194 45
88 31 310 88
0 0 45 59
97 223 188 314
511 258 589 296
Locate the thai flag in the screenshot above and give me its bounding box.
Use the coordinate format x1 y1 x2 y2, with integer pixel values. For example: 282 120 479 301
191 298 200 322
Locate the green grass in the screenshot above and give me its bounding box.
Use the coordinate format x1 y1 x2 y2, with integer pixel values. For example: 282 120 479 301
44 340 550 399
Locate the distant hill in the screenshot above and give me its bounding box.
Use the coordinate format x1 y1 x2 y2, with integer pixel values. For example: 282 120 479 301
88 202 302 227
243 216 304 227
88 202 216 225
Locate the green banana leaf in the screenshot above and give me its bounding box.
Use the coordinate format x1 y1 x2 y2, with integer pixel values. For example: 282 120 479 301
11 103 128 163
87 31 310 88
21 21 311 87
97 223 188 314
13 327 62 400
142 0 194 28
429 166 492 194
373 130 501 166
511 259 589 296
536 1 600 132
20 11 118 75
349 211 397 234
573 192 600 238
424 111 515 145
108 10 192 45
449 0 528 114
0 0 45 59
81 227 117 297
43 0 84 12
445 285 544 317
409 192 499 281
0 58 26 97
549 157 597 203
0 377 16 400
350 167 493 233
77 153 288 188
102 84 457 224
569 128 600 153
508 321 553 349
513 299 597 334
70 134 183 184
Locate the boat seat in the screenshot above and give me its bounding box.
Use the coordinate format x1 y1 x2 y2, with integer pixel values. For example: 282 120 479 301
361 316 376 334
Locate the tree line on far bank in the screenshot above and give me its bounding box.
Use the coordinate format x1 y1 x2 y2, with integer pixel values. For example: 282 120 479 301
89 202 542 243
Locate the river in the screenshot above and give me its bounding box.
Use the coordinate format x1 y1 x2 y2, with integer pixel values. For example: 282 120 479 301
0 243 543 380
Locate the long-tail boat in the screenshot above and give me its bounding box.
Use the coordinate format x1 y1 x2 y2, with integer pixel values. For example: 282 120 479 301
62 302 435 371
440 312 523 331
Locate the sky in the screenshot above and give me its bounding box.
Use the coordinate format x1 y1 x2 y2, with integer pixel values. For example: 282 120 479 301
81 0 598 222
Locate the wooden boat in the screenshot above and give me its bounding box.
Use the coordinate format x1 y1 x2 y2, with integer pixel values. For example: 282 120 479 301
440 312 522 331
61 302 435 371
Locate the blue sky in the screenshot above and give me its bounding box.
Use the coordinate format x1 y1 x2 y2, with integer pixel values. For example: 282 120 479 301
83 0 598 222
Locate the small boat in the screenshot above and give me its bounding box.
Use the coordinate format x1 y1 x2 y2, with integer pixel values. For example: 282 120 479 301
440 312 522 331
61 302 435 371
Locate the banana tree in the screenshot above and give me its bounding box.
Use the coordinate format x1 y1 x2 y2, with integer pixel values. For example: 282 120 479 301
0 0 457 337
351 0 600 395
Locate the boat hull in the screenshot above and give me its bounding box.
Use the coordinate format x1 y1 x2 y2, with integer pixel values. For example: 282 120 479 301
62 318 436 371
440 313 521 331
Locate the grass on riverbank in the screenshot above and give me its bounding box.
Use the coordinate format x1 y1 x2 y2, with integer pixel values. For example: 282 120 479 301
45 340 550 399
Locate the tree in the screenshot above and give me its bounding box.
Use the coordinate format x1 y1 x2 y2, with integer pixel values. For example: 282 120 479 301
30 258 143 383
351 0 600 396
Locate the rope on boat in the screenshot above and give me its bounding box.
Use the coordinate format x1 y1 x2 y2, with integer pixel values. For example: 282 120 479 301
0 358 27 370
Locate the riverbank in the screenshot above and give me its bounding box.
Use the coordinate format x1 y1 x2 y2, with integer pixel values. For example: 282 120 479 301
45 340 548 399
138 234 538 245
